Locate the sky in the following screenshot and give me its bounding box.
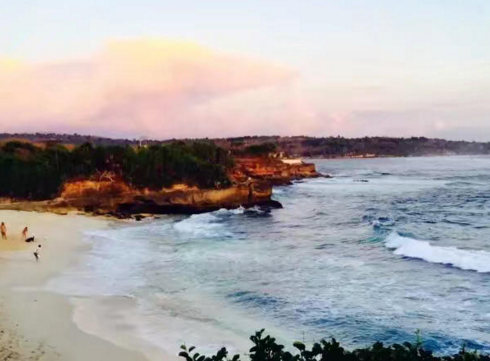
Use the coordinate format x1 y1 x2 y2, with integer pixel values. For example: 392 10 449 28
1 0 489 140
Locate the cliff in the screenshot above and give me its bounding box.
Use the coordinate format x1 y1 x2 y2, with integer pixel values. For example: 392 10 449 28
52 157 320 217
0 155 321 218
231 157 321 185
0 178 280 218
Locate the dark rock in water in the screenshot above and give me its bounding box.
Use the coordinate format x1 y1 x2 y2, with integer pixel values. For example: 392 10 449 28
255 199 283 209
116 201 207 215
116 197 283 216
104 211 129 219
133 214 146 221
242 200 283 216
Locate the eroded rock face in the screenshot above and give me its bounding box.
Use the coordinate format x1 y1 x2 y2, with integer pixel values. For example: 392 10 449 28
59 180 132 212
61 180 132 199
56 179 280 217
232 157 321 185
0 158 320 218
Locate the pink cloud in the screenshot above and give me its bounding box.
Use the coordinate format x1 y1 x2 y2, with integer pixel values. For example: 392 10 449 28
0 39 296 138
1 40 489 141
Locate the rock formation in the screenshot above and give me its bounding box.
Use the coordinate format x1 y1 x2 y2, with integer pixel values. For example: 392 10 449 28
0 157 321 218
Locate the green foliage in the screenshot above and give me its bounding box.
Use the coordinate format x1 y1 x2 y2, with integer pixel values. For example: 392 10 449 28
0 142 72 200
0 141 233 200
243 143 277 156
127 142 232 190
299 136 490 158
179 330 490 361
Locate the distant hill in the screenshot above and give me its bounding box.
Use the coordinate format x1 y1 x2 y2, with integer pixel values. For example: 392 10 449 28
214 136 490 158
0 132 137 147
1 133 489 157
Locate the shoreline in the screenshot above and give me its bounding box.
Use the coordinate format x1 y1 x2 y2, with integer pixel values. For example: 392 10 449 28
0 210 150 361
303 153 490 160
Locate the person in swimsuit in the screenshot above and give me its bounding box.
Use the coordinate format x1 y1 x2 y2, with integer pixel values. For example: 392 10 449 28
22 227 28 241
1 222 7 240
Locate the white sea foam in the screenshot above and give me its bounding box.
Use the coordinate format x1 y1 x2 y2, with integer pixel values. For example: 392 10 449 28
173 213 223 237
216 206 245 215
173 208 243 238
385 232 490 273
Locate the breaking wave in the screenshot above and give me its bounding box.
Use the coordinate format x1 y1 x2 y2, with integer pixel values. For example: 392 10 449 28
385 232 490 273
173 207 250 238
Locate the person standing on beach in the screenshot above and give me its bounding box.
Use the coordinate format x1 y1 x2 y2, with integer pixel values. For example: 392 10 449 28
33 245 41 261
22 227 28 241
1 222 7 240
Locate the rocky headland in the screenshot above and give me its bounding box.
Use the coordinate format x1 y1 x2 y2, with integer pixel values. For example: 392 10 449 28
232 157 321 185
0 157 321 219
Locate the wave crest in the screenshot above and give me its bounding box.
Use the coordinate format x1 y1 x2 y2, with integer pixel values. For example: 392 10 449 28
385 232 490 273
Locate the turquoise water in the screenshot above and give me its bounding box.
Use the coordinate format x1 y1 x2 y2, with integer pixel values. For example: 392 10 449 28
49 156 490 356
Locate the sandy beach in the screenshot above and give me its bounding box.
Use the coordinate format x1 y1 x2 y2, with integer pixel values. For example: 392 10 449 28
0 210 149 361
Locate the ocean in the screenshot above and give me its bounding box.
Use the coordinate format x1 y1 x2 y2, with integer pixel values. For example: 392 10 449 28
47 156 490 358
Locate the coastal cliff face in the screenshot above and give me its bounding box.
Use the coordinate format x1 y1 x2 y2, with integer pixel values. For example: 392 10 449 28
54 178 280 217
49 157 320 217
50 158 319 217
232 157 321 185
0 157 320 218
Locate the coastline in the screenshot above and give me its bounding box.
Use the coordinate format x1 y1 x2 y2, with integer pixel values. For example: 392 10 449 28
0 210 149 361
1 156 489 358
303 153 490 160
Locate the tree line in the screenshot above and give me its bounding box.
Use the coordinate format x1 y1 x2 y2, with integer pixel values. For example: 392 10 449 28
297 137 490 157
0 141 233 200
179 329 489 361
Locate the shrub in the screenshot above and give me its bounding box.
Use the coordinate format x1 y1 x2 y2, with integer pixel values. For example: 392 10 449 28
0 141 233 200
243 143 277 156
179 330 490 361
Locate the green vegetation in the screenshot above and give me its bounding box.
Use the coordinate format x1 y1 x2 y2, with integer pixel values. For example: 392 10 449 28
3 134 490 157
179 330 489 361
0 141 233 200
242 142 278 156
299 137 490 157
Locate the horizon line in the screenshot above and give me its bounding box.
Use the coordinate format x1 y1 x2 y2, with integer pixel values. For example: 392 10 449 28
0 131 489 144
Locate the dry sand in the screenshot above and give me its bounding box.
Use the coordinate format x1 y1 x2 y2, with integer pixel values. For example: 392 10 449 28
0 210 149 361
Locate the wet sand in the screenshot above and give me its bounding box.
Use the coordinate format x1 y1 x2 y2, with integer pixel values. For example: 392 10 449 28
0 210 149 361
